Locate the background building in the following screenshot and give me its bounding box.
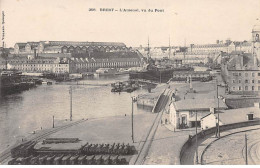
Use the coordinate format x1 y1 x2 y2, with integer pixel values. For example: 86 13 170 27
14 41 129 54
222 23 260 94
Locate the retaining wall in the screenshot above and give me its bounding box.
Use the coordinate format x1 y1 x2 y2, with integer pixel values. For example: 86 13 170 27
179 120 260 164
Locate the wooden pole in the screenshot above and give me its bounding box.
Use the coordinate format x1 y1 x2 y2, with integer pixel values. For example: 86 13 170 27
70 86 72 121
245 134 248 165
131 97 134 143
53 115 54 128
217 85 220 138
195 111 199 164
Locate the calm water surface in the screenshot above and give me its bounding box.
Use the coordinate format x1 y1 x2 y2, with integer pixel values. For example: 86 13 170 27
0 75 150 152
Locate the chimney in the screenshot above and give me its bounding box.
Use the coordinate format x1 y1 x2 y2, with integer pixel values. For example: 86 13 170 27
210 107 216 114
34 48 37 58
254 102 260 109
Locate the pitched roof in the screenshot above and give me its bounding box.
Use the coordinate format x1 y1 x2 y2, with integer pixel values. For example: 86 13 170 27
173 98 228 111
193 43 228 48
227 52 259 70
15 43 27 48
41 41 126 47
215 106 260 125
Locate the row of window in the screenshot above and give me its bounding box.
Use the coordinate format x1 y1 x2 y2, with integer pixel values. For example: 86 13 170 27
232 72 260 77
232 85 259 91
75 61 139 67
173 74 209 77
14 67 69 72
8 61 53 64
13 64 68 67
232 79 260 84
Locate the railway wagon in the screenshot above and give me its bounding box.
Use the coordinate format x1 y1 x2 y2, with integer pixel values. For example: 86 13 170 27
69 155 79 165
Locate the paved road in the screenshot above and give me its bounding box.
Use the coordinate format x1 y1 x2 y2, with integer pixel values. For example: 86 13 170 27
202 126 260 165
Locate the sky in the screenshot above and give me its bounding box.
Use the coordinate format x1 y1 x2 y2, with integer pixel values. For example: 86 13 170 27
1 0 260 48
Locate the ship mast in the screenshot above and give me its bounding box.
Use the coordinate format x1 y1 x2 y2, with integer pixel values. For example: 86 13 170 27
169 36 171 59
147 36 150 59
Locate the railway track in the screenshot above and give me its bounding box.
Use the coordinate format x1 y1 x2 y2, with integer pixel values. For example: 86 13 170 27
200 127 260 165
242 138 260 164
132 89 171 164
0 119 86 164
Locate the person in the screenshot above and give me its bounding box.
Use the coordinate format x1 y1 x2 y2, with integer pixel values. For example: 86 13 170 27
201 128 205 138
165 118 168 124
188 135 192 146
215 123 219 138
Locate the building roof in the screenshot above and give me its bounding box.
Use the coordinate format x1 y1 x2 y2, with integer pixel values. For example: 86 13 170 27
193 43 228 48
173 98 228 112
40 41 126 47
227 52 260 70
218 106 260 125
173 71 210 75
72 51 140 59
201 106 260 125
15 43 27 48
44 46 63 51
252 21 260 32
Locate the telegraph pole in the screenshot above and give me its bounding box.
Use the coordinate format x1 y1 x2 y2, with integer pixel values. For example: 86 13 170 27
131 97 135 143
70 86 72 121
53 115 55 128
245 134 248 165
169 36 171 59
195 111 199 164
159 71 162 84
217 84 220 138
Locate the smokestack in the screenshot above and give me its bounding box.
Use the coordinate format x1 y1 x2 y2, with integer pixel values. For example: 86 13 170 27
34 48 37 58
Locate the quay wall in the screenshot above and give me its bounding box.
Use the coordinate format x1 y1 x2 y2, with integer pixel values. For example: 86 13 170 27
137 97 156 109
179 120 260 165
225 97 260 109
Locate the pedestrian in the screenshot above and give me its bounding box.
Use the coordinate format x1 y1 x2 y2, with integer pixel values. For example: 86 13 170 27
215 123 219 138
201 128 205 138
188 135 192 146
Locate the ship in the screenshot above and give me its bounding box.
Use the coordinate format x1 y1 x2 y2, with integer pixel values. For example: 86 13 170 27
129 64 194 83
0 70 36 95
130 36 194 83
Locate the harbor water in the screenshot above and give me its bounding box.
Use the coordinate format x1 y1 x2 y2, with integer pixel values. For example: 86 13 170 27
0 75 151 153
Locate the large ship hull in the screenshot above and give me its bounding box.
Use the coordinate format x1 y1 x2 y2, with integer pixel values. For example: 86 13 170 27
129 67 193 83
0 71 36 96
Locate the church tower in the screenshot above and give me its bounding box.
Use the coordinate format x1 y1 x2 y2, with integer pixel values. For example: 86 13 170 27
252 21 260 64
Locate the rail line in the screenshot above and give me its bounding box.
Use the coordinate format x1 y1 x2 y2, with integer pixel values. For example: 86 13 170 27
242 138 260 165
133 89 171 164
200 127 260 165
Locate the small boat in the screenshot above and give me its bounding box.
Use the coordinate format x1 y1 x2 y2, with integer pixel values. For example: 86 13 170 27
42 81 52 85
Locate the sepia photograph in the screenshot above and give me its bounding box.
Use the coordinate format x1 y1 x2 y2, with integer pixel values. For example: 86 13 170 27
0 0 260 165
